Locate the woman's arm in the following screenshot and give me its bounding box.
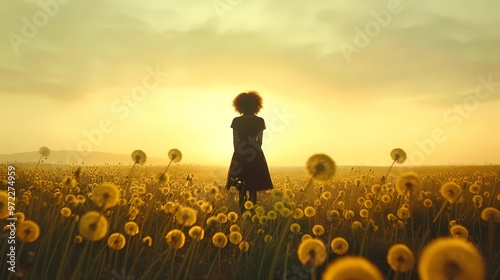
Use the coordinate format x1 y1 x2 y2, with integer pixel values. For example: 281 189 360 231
233 129 239 150
256 130 263 147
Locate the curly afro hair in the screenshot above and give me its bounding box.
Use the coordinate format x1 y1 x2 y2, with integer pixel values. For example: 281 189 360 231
232 91 263 115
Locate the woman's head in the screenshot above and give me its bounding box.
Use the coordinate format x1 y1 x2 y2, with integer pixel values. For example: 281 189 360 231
232 91 263 115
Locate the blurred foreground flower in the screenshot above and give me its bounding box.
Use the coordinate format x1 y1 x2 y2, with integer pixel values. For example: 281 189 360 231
306 154 336 181
418 237 485 280
79 211 109 241
322 256 384 280
297 238 327 267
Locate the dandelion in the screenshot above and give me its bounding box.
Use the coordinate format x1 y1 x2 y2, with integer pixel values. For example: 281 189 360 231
423 199 433 208
212 232 228 248
92 182 120 210
39 146 50 157
189 226 205 241
360 209 369 218
371 184 382 194
124 221 139 236
227 211 238 223
390 148 407 164
0 191 12 219
297 238 327 267
176 207 197 226
418 237 485 280
62 176 77 189
16 220 40 243
480 207 500 222
280 208 292 217
60 207 72 218
217 213 228 224
244 201 254 210
267 210 278 220
14 212 25 223
330 237 349 255
200 202 213 214
131 150 147 165
387 243 414 273
166 229 186 249
65 194 76 204
363 200 373 209
469 184 481 194
293 208 304 220
357 197 366 205
440 182 462 203
142 236 153 247
396 172 422 198
239 241 250 252
255 206 265 216
397 207 411 220
352 221 363 231
264 234 273 243
168 149 182 163
321 191 332 200
344 210 354 220
306 154 336 181
74 235 83 244
450 225 469 239
472 195 484 205
304 206 316 218
230 224 241 232
259 215 268 225
322 256 384 280
79 211 109 241
108 233 126 250
290 223 301 233
312 225 325 236
155 173 170 184
337 201 345 210
229 231 243 245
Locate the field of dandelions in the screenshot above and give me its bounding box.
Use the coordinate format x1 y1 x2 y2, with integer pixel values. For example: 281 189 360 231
1 147 499 280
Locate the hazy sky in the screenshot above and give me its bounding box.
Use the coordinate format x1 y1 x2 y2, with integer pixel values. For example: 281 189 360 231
1 0 499 167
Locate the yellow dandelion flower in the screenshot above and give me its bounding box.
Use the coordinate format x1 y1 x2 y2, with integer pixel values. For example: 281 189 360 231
217 213 228 224
322 256 384 280
418 238 485 280
239 241 250 252
16 220 40 243
469 184 481 194
423 199 433 208
230 224 241 232
264 234 273 243
293 208 304 220
131 150 147 165
344 210 354 220
229 231 243 245
352 221 362 231
302 234 312 242
259 215 268 225
108 233 126 250
304 206 316 218
337 201 345 210
244 200 254 210
297 238 327 267
267 210 278 220
142 236 153 247
212 232 228 248
200 202 213 214
255 206 265 216
390 148 407 163
166 229 186 249
168 149 182 163
450 225 469 239
280 208 291 217
397 207 411 220
440 182 462 203
290 223 301 233
65 194 76 204
306 154 336 181
330 237 349 255
92 182 120 210
371 184 382 194
61 176 77 189
242 211 252 220
312 225 325 236
321 191 332 200
60 207 72 218
188 226 205 241
472 195 484 205
480 207 500 222
124 221 139 236
274 202 285 212
14 212 25 223
176 207 197 226
396 172 422 198
39 146 50 157
360 209 369 218
227 211 238 223
79 211 109 241
74 235 83 244
387 243 414 273
364 200 373 209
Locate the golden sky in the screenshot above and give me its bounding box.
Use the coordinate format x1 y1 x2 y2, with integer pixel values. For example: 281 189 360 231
1 0 499 166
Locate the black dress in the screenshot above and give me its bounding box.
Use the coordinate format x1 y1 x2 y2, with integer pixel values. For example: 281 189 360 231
225 116 273 191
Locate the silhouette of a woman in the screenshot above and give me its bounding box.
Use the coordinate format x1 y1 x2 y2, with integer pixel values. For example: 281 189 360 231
226 91 273 212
